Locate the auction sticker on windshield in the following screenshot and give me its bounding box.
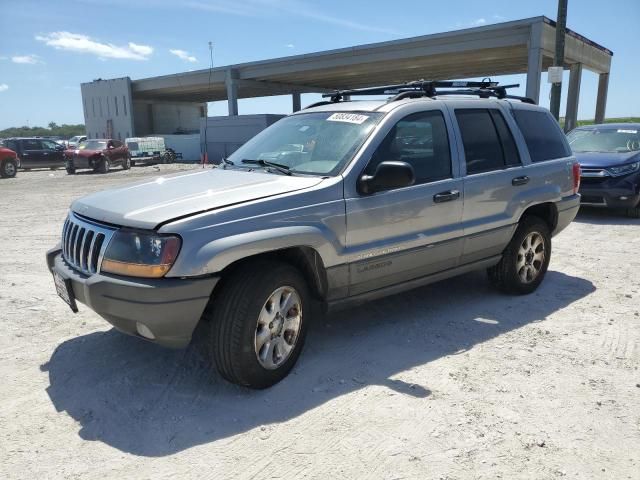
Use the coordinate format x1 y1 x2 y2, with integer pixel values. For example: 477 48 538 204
327 113 370 124
617 129 638 134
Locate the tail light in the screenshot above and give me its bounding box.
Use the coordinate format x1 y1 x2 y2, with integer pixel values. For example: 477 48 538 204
572 162 581 194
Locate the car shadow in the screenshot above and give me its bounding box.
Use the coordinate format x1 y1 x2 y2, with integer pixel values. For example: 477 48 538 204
41 270 594 457
575 207 639 225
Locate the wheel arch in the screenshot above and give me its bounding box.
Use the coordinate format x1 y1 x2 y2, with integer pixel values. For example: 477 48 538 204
519 202 558 232
211 246 329 303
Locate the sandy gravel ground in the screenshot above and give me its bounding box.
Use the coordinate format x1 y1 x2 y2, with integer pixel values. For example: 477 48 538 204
0 165 638 480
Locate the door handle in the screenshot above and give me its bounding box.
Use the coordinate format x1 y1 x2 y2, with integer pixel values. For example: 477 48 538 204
433 190 460 203
512 176 530 186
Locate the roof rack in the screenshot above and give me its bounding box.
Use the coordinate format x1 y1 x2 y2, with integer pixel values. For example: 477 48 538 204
320 80 536 105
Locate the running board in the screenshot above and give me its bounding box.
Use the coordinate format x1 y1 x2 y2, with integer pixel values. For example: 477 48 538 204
326 255 502 313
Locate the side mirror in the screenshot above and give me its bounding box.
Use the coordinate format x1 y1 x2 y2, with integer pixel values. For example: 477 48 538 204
358 161 415 194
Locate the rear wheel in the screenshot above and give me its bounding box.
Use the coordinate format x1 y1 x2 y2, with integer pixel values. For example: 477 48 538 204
207 261 310 388
0 159 17 178
487 216 551 295
122 155 131 170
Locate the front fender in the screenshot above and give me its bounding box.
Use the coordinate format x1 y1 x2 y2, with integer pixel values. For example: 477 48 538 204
166 225 341 277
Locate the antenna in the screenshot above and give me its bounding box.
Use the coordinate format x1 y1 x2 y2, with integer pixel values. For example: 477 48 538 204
202 41 214 168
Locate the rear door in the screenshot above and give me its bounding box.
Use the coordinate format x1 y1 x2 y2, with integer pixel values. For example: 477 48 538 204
20 139 45 167
449 105 527 264
345 107 464 296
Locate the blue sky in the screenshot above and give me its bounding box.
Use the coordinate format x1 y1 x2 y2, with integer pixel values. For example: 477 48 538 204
0 0 638 130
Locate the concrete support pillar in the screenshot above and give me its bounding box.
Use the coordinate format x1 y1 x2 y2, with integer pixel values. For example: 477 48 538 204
564 63 582 132
595 72 609 124
292 93 301 112
225 68 239 116
525 22 543 104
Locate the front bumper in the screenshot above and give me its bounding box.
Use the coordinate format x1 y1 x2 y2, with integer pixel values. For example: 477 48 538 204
46 247 219 348
578 172 640 208
66 155 99 170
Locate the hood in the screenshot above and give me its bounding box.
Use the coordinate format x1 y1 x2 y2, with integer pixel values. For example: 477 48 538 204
67 148 102 157
575 150 640 169
71 168 325 229
0 147 16 156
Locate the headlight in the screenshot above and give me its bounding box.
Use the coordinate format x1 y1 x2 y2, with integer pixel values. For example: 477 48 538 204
101 230 181 278
607 161 640 177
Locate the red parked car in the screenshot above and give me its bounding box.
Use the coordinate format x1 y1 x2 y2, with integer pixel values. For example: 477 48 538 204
0 145 19 178
64 139 131 174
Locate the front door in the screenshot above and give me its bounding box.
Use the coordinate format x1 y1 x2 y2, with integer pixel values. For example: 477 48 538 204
345 109 464 296
39 140 64 167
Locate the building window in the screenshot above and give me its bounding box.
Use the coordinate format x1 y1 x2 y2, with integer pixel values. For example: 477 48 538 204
123 96 127 116
118 132 121 140
114 96 119 116
126 131 130 138
99 98 103 117
83 99 87 118
92 98 95 117
107 96 111 116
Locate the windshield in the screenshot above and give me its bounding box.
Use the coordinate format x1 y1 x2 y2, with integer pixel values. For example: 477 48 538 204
79 140 106 150
567 127 640 153
69 136 83 142
227 111 383 175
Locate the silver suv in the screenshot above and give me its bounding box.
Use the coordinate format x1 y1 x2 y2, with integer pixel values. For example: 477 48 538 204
47 81 581 388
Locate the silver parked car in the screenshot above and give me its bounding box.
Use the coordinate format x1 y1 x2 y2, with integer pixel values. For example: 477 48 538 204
47 81 581 388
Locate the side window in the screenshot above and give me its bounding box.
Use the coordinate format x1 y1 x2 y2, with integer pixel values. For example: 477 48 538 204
41 140 58 150
24 139 41 150
366 111 452 185
455 109 507 175
6 140 18 151
489 110 521 167
513 109 571 162
112 140 122 147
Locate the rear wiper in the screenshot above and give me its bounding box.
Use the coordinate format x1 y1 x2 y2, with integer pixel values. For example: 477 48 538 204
241 159 292 176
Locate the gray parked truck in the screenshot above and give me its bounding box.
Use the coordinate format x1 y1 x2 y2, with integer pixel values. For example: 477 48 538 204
47 81 581 388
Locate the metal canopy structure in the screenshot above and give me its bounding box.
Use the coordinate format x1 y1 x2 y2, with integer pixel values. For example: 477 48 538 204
131 16 612 127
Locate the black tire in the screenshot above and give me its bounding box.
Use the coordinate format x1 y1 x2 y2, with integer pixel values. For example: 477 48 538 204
122 155 131 170
487 215 551 295
97 157 110 174
66 167 76 175
207 260 311 389
0 159 18 178
626 205 640 218
130 159 136 166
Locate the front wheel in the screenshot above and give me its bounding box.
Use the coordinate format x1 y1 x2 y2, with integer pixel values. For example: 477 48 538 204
97 157 110 174
487 216 551 295
207 261 310 388
626 204 640 218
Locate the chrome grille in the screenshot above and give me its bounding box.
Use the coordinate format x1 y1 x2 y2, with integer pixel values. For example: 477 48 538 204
61 213 116 275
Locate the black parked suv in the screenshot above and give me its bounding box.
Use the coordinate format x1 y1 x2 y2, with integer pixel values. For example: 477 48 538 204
2 137 66 170
567 123 640 217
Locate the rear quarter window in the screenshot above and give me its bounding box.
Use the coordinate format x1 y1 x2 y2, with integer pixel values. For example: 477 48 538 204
513 110 571 162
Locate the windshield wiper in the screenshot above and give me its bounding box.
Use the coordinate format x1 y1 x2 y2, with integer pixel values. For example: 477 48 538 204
241 159 292 176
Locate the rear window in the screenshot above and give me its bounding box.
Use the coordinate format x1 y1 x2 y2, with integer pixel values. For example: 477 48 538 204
513 110 571 162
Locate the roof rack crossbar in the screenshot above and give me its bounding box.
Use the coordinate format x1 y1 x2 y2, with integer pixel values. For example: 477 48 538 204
319 80 534 105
